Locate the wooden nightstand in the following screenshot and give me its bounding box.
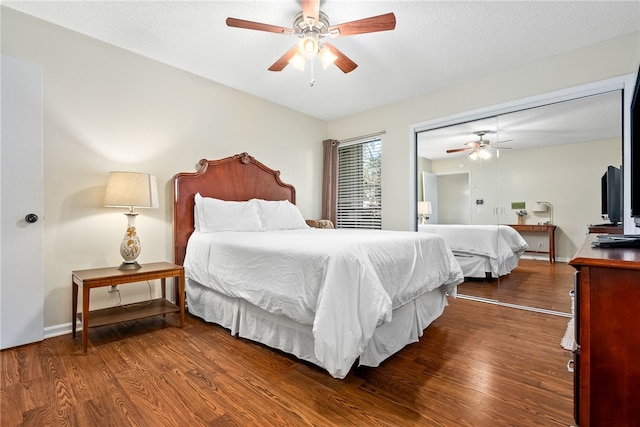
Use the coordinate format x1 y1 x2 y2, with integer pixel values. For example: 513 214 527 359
508 224 557 263
72 262 185 352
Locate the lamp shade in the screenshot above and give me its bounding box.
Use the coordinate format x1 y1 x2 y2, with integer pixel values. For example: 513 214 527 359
533 202 550 212
104 172 159 209
418 201 432 215
318 45 337 69
298 33 319 59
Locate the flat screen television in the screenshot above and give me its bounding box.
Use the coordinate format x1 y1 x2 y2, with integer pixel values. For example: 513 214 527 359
602 165 622 225
631 64 640 226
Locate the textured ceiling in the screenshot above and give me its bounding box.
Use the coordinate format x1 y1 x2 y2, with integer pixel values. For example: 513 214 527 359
4 1 640 121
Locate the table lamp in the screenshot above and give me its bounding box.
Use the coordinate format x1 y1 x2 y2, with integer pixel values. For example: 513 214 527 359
418 201 432 224
104 172 158 269
534 201 553 225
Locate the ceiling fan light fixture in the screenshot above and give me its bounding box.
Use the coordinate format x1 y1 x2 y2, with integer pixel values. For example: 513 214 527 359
318 45 337 69
469 148 492 160
288 52 306 71
298 32 319 59
479 149 492 160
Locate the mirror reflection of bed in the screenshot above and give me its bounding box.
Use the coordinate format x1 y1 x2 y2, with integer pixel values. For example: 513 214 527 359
415 90 623 315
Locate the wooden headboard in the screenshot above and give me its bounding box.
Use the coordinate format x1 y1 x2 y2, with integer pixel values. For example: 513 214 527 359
172 152 296 266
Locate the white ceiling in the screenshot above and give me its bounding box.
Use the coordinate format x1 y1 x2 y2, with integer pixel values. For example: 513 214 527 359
4 1 640 122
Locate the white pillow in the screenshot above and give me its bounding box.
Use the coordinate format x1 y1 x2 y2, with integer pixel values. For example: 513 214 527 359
253 199 309 231
194 193 263 232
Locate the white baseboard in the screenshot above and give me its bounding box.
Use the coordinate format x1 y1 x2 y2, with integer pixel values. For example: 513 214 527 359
44 321 79 339
521 254 570 263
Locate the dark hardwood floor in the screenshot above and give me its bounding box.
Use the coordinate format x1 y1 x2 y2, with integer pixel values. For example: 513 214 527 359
457 258 575 314
2 265 574 426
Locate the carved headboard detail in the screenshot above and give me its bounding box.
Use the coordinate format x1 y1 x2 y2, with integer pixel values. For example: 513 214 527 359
172 152 296 266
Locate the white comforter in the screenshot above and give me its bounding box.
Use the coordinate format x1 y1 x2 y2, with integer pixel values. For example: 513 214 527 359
418 224 528 272
184 229 463 378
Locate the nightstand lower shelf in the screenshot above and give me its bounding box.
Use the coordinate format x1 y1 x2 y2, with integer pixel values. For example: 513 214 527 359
76 298 180 328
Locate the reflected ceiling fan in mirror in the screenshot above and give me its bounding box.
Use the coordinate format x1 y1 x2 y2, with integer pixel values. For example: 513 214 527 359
226 0 396 85
446 130 512 160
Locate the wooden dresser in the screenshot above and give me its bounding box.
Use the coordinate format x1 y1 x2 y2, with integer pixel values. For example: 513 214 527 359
569 235 640 426
587 224 623 234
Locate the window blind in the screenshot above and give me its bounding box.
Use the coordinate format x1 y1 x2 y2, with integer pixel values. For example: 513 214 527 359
337 138 382 229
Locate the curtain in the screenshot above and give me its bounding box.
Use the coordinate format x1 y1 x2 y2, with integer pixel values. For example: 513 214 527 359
322 139 339 224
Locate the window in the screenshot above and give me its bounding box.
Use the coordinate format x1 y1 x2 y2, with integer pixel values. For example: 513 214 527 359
337 138 382 229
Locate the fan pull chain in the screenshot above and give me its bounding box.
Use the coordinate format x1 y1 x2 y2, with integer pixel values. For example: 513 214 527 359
309 58 315 87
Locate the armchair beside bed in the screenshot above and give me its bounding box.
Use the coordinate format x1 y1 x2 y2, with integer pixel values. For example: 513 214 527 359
305 219 335 229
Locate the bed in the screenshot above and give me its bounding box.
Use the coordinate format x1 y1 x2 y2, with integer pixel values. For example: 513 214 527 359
174 153 464 378
418 224 528 279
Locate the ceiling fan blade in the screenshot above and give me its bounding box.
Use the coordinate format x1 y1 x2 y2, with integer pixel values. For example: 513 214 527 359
301 0 320 26
323 43 358 73
226 17 293 35
486 144 512 151
446 147 473 154
268 45 299 72
328 13 396 36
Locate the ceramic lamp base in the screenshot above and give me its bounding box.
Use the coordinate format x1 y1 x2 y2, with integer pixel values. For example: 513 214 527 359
118 212 142 269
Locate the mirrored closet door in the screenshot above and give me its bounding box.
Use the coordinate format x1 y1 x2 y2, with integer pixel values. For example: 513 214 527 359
415 90 623 315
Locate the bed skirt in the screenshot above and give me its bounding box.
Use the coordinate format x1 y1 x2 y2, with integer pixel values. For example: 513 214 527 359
454 252 520 279
186 278 450 376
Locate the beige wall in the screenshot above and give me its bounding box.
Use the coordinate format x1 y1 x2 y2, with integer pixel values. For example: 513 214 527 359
328 31 640 232
1 8 328 328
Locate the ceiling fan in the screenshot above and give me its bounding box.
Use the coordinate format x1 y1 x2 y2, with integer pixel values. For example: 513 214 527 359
226 0 396 75
446 131 512 159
